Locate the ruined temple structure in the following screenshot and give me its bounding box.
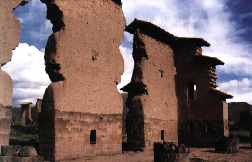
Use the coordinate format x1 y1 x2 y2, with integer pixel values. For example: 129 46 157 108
39 0 125 161
121 20 179 151
0 0 20 147
1 0 234 161
122 19 232 148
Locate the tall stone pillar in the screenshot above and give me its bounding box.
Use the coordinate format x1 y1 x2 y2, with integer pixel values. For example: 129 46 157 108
0 0 20 146
39 0 125 161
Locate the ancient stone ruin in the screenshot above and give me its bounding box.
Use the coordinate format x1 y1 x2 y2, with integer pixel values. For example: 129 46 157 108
0 1 235 162
122 19 232 148
39 0 125 161
0 0 20 147
122 20 179 150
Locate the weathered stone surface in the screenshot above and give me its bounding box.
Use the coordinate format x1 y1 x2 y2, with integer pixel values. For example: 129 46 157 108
0 66 13 148
122 23 178 150
0 0 20 65
0 0 20 148
43 0 124 113
0 106 11 147
0 70 12 107
39 0 125 161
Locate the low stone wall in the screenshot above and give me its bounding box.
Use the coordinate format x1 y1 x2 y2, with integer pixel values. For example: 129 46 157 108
40 110 122 161
0 105 11 146
145 118 178 149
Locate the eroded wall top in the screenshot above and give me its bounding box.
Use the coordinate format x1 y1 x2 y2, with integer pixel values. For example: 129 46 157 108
0 0 20 65
43 0 125 114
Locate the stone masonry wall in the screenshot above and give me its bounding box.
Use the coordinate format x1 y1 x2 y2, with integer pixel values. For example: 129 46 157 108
139 33 178 144
0 0 20 147
40 0 125 161
123 31 178 151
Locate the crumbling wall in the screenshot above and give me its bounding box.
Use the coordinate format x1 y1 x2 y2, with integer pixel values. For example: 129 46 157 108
123 31 178 150
39 0 125 161
0 1 20 65
0 0 20 147
173 40 231 147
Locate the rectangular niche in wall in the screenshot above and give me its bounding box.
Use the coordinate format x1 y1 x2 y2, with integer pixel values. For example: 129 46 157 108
90 130 96 144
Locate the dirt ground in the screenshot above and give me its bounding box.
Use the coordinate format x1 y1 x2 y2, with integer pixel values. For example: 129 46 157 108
62 144 252 162
190 144 252 162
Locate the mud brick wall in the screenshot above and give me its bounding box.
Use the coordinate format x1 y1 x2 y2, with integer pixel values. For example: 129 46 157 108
0 0 20 64
0 0 20 147
0 105 11 146
139 33 178 145
145 118 178 148
123 31 178 151
39 0 125 161
54 112 122 160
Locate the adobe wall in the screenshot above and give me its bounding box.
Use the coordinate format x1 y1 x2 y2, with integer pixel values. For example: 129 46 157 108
139 33 178 145
124 32 178 150
0 0 20 147
0 1 20 65
40 0 125 161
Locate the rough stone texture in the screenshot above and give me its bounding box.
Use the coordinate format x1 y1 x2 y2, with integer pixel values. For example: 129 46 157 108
122 30 178 150
39 0 125 161
123 19 232 148
0 0 20 148
174 41 232 146
0 0 20 65
0 106 11 147
0 70 12 107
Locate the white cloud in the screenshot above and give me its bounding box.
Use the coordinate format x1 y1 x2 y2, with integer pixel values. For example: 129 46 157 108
219 78 252 104
117 44 134 91
2 43 51 106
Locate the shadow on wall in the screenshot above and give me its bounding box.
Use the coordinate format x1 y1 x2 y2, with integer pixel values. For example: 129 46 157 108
123 93 145 151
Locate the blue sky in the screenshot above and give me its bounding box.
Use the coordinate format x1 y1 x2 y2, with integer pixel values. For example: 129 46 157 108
2 0 252 105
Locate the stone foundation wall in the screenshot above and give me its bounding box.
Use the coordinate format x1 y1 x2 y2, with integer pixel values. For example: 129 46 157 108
145 118 177 149
54 111 122 161
40 88 123 161
0 105 11 146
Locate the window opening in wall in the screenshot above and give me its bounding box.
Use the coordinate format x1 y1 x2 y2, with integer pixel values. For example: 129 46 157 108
187 82 197 104
161 130 165 141
90 130 96 144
